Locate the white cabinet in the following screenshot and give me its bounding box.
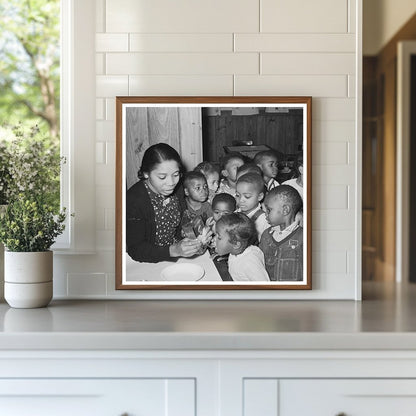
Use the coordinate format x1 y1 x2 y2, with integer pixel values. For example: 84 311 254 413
1 350 416 415
280 380 416 416
0 379 195 416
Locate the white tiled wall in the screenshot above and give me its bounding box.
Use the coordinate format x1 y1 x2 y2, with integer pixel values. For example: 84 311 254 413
56 0 361 300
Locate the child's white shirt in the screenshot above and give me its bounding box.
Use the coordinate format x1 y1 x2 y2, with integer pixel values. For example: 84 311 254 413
228 245 270 281
266 178 279 191
270 220 300 242
237 204 269 241
282 178 303 200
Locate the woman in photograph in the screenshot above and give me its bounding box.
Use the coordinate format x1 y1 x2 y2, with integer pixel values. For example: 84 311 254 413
126 143 202 263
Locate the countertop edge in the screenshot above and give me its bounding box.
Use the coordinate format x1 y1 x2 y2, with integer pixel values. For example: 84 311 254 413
1 332 416 351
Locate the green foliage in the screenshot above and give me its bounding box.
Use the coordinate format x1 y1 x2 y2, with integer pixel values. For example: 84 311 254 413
0 0 60 139
0 124 61 210
0 196 66 252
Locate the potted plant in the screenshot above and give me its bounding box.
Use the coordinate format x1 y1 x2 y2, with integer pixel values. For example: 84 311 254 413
0 197 66 308
0 124 66 308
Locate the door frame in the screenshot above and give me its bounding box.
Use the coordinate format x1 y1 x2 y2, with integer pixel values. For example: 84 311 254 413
396 41 416 282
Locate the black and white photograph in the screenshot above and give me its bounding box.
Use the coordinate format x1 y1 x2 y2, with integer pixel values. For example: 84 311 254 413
116 97 311 290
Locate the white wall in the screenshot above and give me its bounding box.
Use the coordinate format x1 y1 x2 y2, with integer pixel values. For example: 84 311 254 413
363 0 416 55
54 0 361 300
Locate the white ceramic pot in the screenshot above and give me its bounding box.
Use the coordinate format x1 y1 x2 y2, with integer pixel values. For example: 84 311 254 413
4 251 53 308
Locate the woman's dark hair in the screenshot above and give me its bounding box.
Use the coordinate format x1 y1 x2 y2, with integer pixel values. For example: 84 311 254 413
216 212 257 249
138 143 183 179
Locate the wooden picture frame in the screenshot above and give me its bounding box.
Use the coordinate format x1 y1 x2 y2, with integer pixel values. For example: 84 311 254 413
116 96 311 290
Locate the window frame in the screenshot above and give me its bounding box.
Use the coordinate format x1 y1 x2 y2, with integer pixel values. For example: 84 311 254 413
53 0 95 253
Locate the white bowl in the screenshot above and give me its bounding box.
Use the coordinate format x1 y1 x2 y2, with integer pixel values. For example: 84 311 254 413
160 263 205 282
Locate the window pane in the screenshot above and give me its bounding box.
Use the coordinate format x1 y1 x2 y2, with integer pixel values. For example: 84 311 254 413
0 0 60 209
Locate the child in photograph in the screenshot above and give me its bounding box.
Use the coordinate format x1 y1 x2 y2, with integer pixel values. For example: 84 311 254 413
254 150 280 191
205 193 237 234
260 185 303 281
181 171 213 239
218 153 245 197
236 162 264 181
235 173 269 242
194 161 220 203
283 152 303 200
215 213 269 282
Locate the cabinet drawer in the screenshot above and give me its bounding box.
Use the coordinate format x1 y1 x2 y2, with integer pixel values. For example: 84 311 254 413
280 379 416 416
0 379 195 416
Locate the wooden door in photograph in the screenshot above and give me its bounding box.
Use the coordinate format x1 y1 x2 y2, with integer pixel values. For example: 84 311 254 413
125 107 202 190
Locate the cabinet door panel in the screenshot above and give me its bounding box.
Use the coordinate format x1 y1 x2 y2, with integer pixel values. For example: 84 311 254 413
0 379 195 416
280 380 416 416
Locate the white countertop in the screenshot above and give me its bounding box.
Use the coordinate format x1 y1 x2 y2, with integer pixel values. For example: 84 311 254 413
1 281 416 351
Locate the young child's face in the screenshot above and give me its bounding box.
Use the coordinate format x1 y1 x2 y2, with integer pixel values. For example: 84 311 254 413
235 182 263 214
258 156 278 181
212 201 234 222
223 158 244 183
185 177 209 203
215 223 235 256
264 195 285 226
206 171 220 193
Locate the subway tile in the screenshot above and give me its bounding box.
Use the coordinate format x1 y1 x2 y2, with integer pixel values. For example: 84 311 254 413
96 207 105 230
96 0 105 32
312 210 355 230
106 0 259 33
96 186 115 210
96 120 116 142
67 273 106 296
312 273 356 299
235 75 347 97
349 0 357 34
106 98 116 121
348 141 356 165
96 34 129 52
96 230 116 251
96 164 115 186
52 271 68 297
55 252 114 274
312 98 355 121
105 208 115 230
313 230 355 251
96 98 105 120
106 141 116 165
129 75 233 96
313 142 348 165
312 165 355 185
261 0 348 33
235 34 356 52
312 185 349 209
106 273 115 296
96 142 106 164
313 120 355 142
262 53 355 75
312 251 347 274
130 34 233 52
347 250 356 274
107 53 259 75
96 75 128 97
348 75 356 97
96 53 105 75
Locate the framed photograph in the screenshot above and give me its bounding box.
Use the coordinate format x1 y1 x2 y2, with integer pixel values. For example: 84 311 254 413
116 97 311 290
